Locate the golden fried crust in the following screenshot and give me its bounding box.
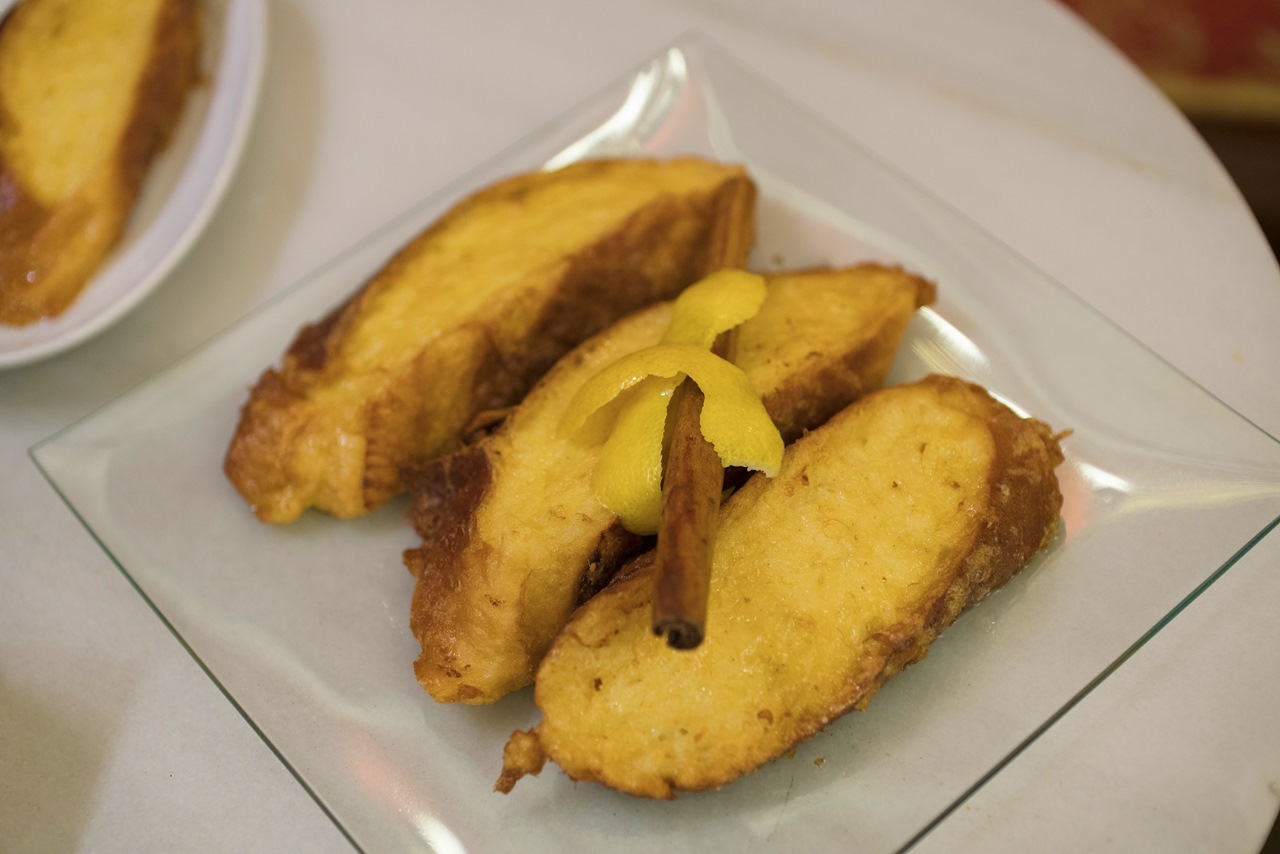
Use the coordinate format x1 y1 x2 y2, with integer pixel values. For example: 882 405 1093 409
404 307 668 704
406 264 936 705
500 375 1064 798
224 158 756 522
494 729 546 794
742 265 937 444
0 0 200 324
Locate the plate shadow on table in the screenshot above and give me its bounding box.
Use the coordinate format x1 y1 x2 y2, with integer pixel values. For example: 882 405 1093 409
0 667 136 852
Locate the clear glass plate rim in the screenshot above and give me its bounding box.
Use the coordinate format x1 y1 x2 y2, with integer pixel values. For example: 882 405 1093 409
27 455 365 851
895 511 1280 851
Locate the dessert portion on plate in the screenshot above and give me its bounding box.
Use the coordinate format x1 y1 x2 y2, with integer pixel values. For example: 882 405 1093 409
225 158 755 522
0 0 201 326
224 156 1066 800
498 375 1064 798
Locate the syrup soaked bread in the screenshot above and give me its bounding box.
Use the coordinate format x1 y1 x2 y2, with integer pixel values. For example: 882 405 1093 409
405 265 936 704
0 0 200 325
224 158 755 523
498 375 1064 798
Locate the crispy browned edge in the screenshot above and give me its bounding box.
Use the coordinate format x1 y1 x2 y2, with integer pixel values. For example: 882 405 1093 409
0 0 201 324
495 374 1065 796
403 433 652 702
404 263 936 617
759 265 936 447
224 160 757 521
839 375 1066 708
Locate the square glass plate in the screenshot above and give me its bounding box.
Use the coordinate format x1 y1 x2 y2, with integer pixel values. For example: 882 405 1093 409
31 34 1280 853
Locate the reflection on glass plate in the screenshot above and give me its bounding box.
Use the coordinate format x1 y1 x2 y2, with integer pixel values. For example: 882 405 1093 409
30 34 1280 853
0 0 267 369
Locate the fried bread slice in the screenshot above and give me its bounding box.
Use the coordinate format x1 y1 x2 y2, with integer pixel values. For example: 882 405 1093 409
224 158 756 523
0 0 200 325
497 375 1065 798
405 264 936 704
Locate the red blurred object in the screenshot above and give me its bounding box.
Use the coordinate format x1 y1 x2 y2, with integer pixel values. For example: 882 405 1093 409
1061 0 1280 262
1060 0 1280 121
1061 0 1280 79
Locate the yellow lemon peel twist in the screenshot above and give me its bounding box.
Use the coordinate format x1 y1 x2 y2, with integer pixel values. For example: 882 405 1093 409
560 270 783 534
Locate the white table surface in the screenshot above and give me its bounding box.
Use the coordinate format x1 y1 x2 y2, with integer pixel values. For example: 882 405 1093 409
3 0 1279 850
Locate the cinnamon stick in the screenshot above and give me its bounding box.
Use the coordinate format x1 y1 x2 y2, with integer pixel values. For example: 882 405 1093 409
652 333 735 650
652 176 756 649
651 382 720 648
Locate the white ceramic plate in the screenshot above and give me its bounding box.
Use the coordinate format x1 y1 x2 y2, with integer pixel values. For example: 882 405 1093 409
0 0 267 369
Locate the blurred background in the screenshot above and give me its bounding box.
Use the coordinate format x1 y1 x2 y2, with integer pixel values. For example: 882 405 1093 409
1059 0 1280 260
